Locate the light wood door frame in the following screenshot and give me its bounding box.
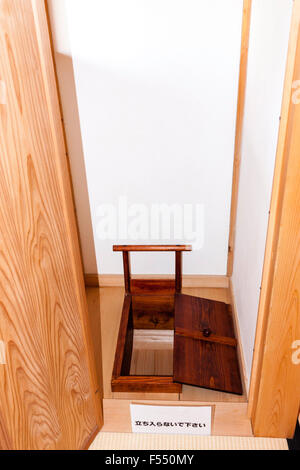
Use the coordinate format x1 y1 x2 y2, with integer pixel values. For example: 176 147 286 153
0 0 102 449
227 0 252 276
45 0 300 439
248 0 300 438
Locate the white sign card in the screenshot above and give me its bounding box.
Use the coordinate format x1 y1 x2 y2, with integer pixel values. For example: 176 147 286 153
130 404 212 436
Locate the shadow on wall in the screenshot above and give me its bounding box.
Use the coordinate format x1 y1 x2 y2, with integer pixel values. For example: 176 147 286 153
51 55 234 276
54 52 98 274
85 287 103 397
54 54 104 389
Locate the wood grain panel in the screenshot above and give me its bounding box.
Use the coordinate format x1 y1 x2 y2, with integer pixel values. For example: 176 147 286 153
130 350 174 376
132 294 174 330
248 0 300 426
0 0 101 449
112 294 132 380
113 245 192 252
250 4 300 437
131 279 175 295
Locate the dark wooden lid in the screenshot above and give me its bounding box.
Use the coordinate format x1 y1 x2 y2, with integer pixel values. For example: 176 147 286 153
174 293 236 339
173 294 243 395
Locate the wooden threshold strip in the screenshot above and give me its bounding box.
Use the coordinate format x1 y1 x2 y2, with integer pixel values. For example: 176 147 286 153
111 376 181 393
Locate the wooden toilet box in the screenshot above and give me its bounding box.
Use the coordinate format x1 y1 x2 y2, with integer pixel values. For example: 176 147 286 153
111 245 243 395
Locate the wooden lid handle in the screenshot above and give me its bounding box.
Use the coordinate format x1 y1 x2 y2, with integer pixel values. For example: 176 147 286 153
203 328 212 338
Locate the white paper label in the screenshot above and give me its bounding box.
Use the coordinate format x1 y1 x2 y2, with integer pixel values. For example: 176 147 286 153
130 404 211 435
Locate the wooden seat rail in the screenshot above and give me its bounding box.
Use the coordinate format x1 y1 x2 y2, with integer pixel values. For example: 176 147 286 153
113 245 192 294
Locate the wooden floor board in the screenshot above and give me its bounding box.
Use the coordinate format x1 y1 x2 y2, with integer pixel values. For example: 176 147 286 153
101 399 253 437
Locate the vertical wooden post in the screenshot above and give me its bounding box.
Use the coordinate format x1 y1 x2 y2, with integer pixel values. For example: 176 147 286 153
175 251 182 293
113 245 191 293
123 251 131 293
227 0 252 275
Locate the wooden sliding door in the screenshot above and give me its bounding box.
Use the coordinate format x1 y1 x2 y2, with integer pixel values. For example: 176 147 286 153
249 0 300 438
0 0 101 449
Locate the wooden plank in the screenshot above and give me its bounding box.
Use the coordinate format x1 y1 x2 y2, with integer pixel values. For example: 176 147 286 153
180 288 247 403
121 302 134 376
180 286 247 402
0 0 101 449
175 294 236 338
227 0 252 275
174 295 243 395
123 251 131 293
132 330 174 349
181 286 231 304
112 392 179 401
131 279 175 295
180 385 247 403
112 294 132 379
175 328 237 347
112 376 181 394
174 336 243 395
102 399 253 437
132 294 174 330
113 245 192 252
0 411 12 450
85 274 230 289
130 330 174 376
249 2 300 438
130 348 174 376
36 0 102 423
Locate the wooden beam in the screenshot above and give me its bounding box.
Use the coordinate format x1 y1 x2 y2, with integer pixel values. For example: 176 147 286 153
227 0 252 276
249 0 300 438
248 0 300 422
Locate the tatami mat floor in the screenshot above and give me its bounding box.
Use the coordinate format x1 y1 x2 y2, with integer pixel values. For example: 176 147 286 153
90 432 288 450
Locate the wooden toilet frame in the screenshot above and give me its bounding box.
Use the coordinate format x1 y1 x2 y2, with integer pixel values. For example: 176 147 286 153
111 245 243 396
111 245 190 394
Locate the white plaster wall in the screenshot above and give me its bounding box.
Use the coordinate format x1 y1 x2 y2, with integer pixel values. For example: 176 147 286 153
49 0 244 275
232 0 293 387
47 0 98 273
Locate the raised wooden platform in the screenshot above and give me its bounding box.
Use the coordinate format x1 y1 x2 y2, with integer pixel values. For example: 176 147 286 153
86 284 252 436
